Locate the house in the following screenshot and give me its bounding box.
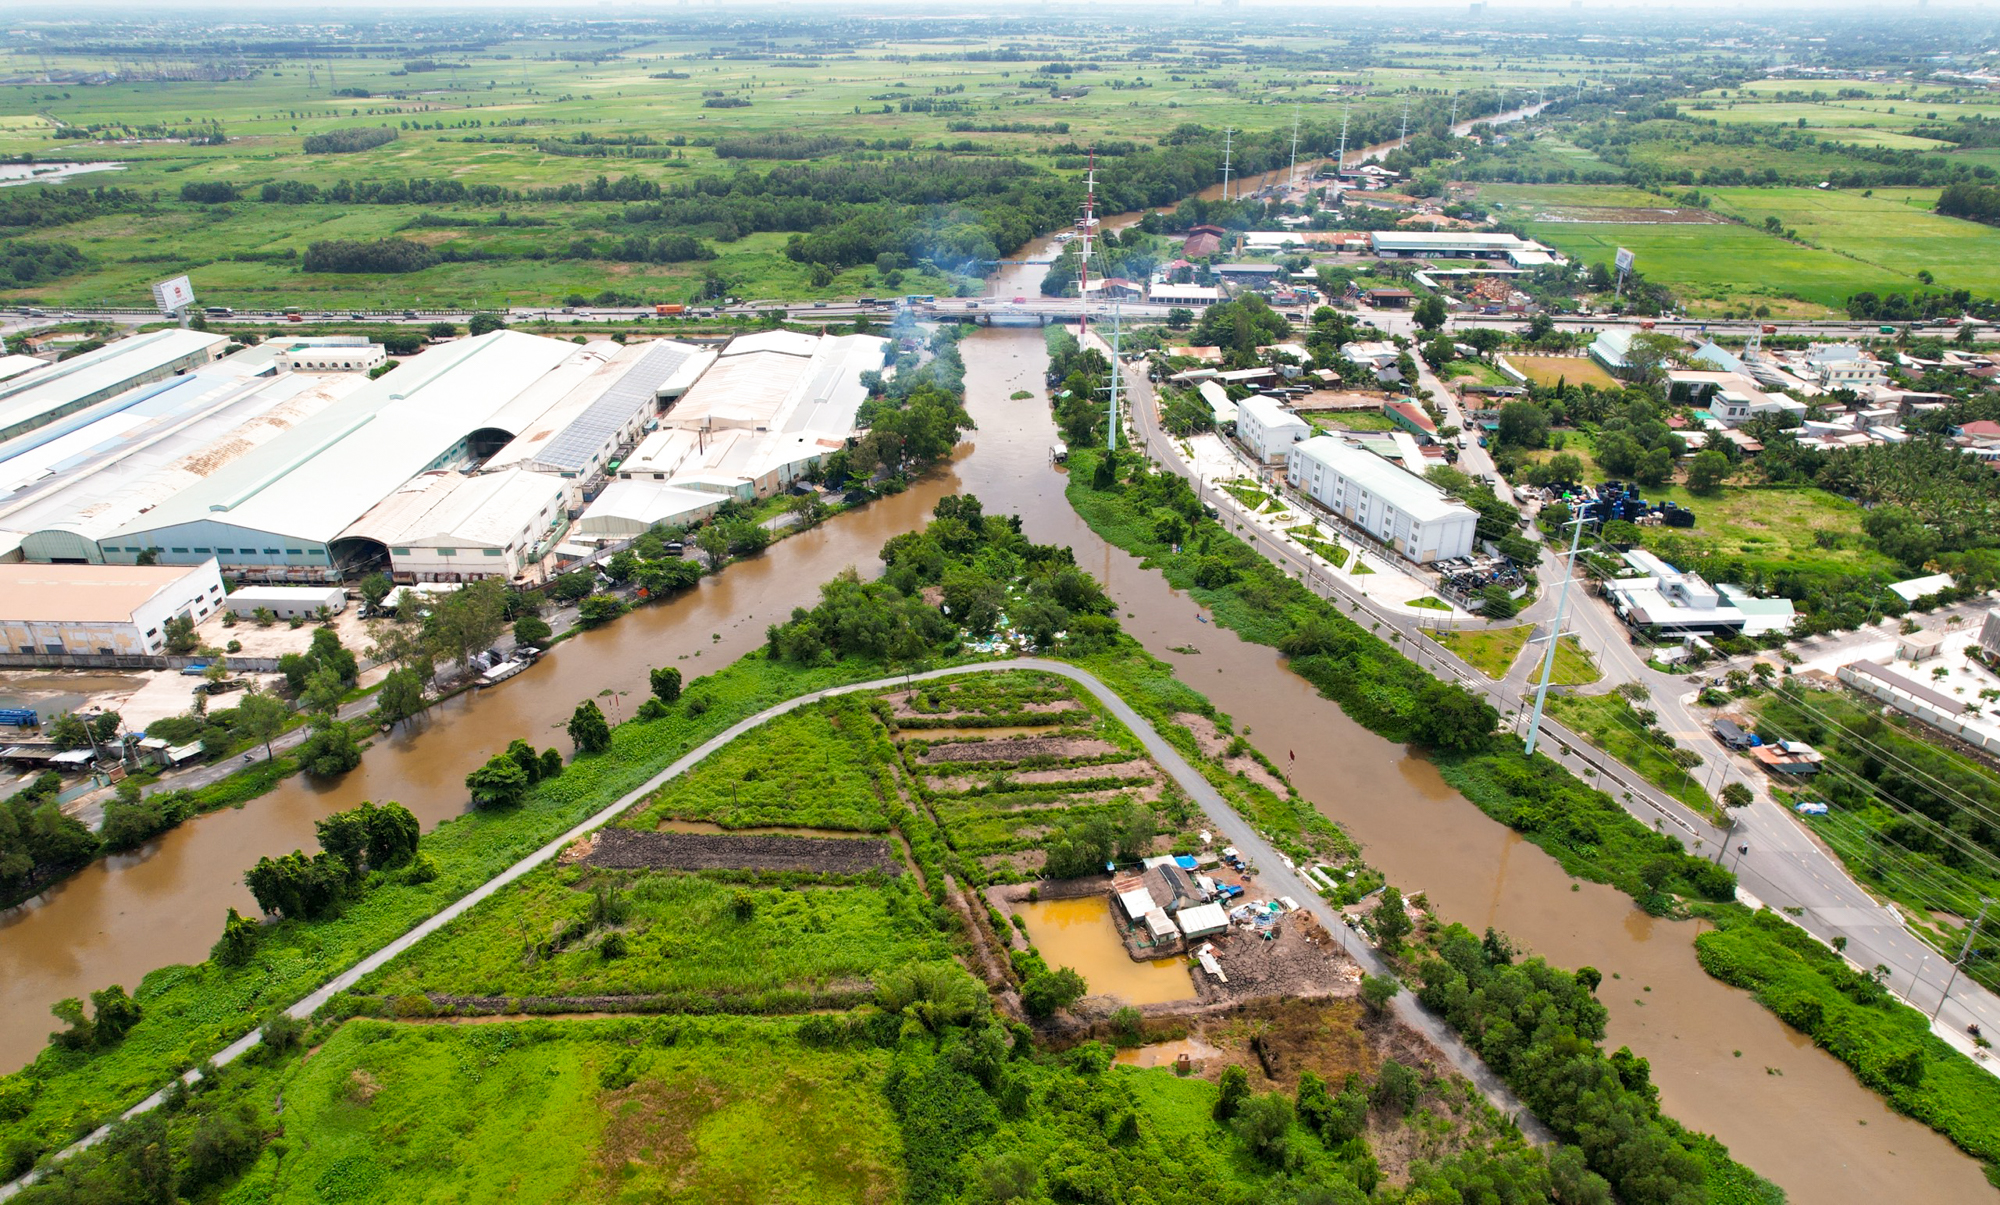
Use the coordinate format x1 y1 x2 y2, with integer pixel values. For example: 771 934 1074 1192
1382 400 1438 440
223 583 347 620
1604 550 1794 636
1215 263 1284 283
1182 224 1227 258
1712 718 1754 751
1236 395 1311 465
1166 345 1225 364
1176 901 1230 939
1364 288 1415 308
1804 345 1886 391
1151 283 1223 306
1753 741 1823 776
1588 329 1639 378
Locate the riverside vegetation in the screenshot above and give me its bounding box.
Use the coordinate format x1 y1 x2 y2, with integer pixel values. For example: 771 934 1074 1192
1064 444 2000 1184
0 502 1775 1205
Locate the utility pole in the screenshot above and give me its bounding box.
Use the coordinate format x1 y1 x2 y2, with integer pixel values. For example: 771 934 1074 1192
1398 95 1411 149
1106 297 1123 453
1220 127 1235 200
1449 90 1460 130
1932 896 1993 1021
1524 515 1589 758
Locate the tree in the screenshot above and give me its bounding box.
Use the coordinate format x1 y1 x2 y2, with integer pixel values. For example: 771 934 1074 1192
299 662 345 716
1721 782 1754 809
376 667 426 727
1232 1093 1297 1167
211 907 259 968
359 571 394 614
1020 963 1087 1018
234 689 290 760
578 594 627 628
47 711 92 752
427 577 508 670
1214 1064 1250 1121
1370 886 1412 952
361 800 420 868
513 615 552 646
465 753 530 808
296 717 361 778
568 699 612 753
1495 400 1550 450
468 312 506 335
649 666 683 703
1684 449 1730 496
696 524 731 570
1360 972 1400 1018
163 614 199 655
1166 306 1194 329
1863 505 1941 569
1413 294 1447 331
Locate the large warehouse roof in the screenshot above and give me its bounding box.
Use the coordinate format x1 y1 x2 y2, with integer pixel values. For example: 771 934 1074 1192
107 331 579 547
344 467 568 551
0 368 366 557
0 329 227 441
1290 435 1468 522
0 561 218 623
663 333 885 436
1370 231 1541 254
485 339 715 477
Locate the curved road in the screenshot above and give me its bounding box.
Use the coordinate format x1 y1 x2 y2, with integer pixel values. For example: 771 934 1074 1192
2 658 1546 1198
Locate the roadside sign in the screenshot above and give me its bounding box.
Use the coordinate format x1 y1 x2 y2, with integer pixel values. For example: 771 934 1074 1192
1613 247 1635 275
150 275 195 314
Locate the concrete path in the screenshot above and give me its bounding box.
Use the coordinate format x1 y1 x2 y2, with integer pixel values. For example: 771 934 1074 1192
0 659 1547 1198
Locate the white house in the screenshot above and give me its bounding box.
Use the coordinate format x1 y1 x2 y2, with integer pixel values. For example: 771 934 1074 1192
1236 395 1311 465
1285 436 1476 563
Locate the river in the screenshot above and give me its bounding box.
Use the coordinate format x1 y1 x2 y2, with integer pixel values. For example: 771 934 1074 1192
0 224 1989 1202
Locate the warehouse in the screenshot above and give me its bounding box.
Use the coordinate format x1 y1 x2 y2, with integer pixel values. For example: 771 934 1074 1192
1236 395 1311 465
341 467 571 582
273 338 388 374
661 331 886 436
1285 436 1477 563
102 331 581 580
483 339 715 483
0 559 224 659
0 361 367 564
223 584 347 620
1368 231 1555 261
571 479 727 540
0 329 228 444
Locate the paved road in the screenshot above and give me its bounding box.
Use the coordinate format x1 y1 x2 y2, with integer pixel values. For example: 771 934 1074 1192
1101 331 2000 1062
0 658 1546 1198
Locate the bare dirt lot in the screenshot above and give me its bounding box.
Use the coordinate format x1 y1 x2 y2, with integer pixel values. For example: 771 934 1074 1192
583 829 902 876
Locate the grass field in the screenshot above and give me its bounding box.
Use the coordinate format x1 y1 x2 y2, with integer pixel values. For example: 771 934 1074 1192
1433 626 1599 684
236 1018 904 1205
1503 353 1619 390
1702 187 2000 288
1310 410 1399 433
1546 692 1719 820
358 866 951 1007
1628 483 1890 580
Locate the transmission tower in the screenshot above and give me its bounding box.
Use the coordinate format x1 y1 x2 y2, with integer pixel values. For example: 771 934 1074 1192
1449 90 1460 129
1287 105 1301 187
1335 105 1351 173
1398 95 1411 148
1077 150 1096 339
1221 127 1237 200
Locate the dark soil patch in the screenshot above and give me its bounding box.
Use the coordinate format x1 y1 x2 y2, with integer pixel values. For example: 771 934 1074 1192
585 828 902 875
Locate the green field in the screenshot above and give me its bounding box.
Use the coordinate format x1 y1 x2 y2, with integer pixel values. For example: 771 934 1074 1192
1629 483 1891 580
622 698 895 833
1545 692 1720 820
1703 187 2000 288
1433 627 1599 684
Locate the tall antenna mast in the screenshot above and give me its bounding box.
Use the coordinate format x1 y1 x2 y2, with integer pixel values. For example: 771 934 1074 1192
1106 297 1123 453
1398 95 1411 149
1449 90 1460 130
1287 105 1301 187
1335 105 1350 172
1220 127 1234 201
1077 149 1096 338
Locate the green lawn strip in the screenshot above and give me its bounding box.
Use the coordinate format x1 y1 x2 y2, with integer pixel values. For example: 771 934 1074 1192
0 649 941 1169
1407 597 1451 612
1551 636 1602 686
354 866 951 1010
1311 410 1400 433
1286 523 1350 568
1544 693 1720 822
1432 626 1533 678
1220 482 1271 511
1695 904 2000 1169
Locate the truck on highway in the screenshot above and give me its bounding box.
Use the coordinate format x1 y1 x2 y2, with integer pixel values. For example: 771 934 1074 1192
1878 325 1897 335
653 304 685 315
1760 324 1778 334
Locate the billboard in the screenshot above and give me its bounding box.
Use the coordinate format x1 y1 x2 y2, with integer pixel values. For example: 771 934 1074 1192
1613 247 1635 275
150 275 195 314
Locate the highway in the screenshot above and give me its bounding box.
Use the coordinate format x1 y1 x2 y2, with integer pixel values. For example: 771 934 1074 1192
1098 328 2000 1064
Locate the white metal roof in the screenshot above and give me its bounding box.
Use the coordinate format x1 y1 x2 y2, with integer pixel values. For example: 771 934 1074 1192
107 331 580 547
1288 435 1473 524
0 369 365 550
574 478 727 536
343 468 568 551
484 340 714 476
1176 901 1229 935
1237 394 1308 433
0 330 226 435
0 355 45 384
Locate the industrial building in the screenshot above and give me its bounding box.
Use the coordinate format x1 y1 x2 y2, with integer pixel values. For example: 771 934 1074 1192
0 358 369 564
101 332 591 580
342 467 571 582
272 338 389 374
1369 231 1558 266
483 339 713 483
1285 436 1477 563
574 331 886 541
0 559 224 658
0 329 228 444
1236 395 1311 465
223 584 347 620
1602 549 1795 636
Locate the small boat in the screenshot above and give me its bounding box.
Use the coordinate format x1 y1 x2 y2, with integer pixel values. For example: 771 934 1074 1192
478 646 541 687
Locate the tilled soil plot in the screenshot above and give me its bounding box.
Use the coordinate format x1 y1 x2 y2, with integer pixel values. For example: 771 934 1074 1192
917 735 1119 764
585 828 901 875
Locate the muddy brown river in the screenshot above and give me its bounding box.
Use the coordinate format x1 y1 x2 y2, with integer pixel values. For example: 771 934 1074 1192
0 235 1989 1202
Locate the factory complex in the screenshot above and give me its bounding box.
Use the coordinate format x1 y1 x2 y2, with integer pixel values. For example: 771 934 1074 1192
0 327 887 587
